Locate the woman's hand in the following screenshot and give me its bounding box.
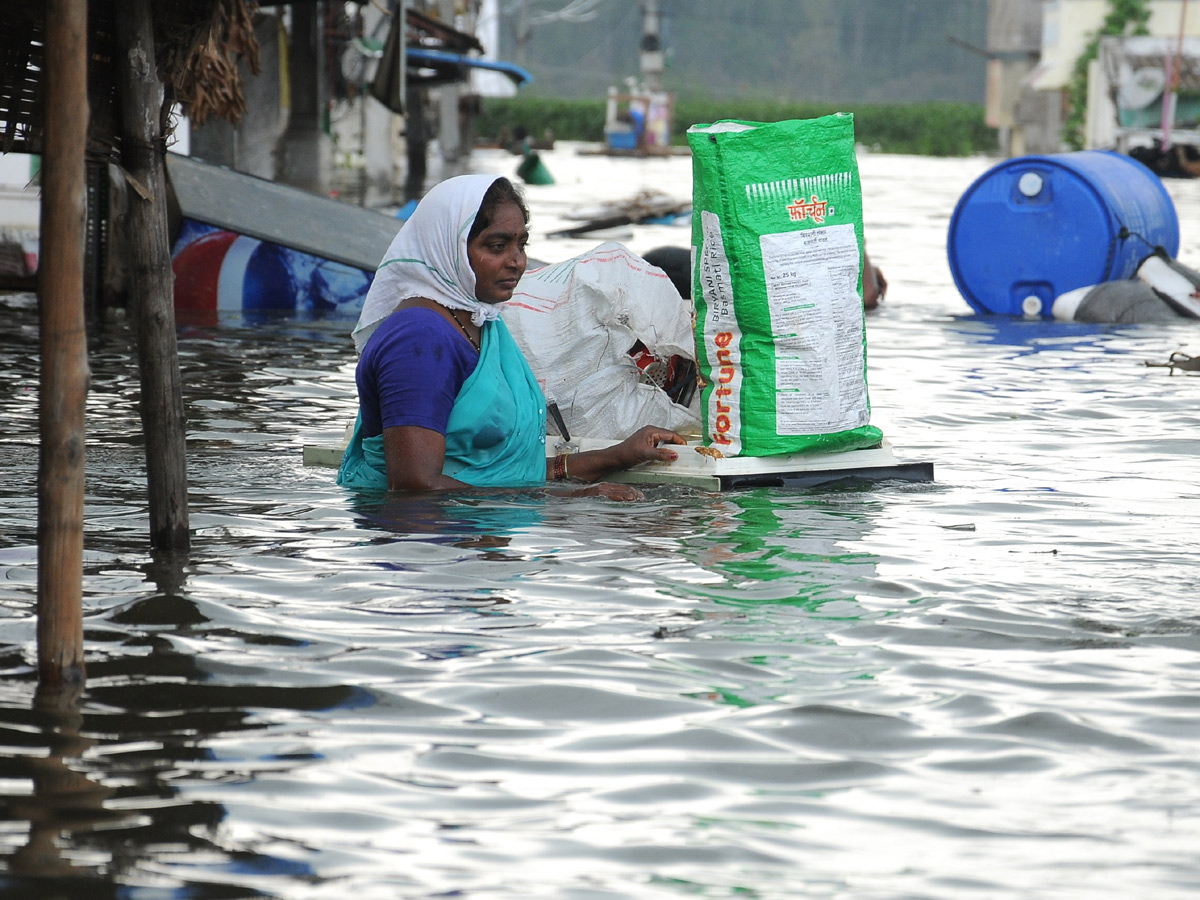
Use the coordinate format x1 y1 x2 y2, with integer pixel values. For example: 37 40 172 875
609 426 687 469
553 426 687 485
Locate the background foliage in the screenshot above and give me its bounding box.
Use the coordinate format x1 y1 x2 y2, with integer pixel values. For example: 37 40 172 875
478 96 997 157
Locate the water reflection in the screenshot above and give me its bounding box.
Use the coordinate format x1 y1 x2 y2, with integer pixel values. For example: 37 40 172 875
694 491 878 599
0 651 350 896
946 313 1115 353
351 491 544 557
0 546 370 896
2 686 118 884
622 488 884 614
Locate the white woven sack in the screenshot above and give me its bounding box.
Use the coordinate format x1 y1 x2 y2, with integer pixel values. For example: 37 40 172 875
502 242 701 440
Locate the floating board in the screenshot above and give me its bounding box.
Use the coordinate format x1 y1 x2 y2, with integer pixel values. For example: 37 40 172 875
303 432 933 492
576 437 932 490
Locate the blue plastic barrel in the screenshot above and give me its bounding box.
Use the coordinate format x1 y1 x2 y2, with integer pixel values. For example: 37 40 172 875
947 151 1180 316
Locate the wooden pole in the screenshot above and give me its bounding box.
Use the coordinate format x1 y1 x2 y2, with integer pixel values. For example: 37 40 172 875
115 0 191 552
1162 0 1189 150
37 0 89 686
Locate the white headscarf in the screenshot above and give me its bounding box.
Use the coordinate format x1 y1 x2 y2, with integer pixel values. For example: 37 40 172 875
352 174 506 354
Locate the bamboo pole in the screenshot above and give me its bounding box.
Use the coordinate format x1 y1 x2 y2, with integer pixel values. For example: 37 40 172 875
37 0 89 686
115 0 191 552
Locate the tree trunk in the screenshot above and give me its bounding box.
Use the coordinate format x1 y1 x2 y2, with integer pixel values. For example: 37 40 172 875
116 0 191 551
37 0 89 686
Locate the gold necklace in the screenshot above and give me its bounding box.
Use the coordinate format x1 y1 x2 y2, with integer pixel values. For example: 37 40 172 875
449 309 480 352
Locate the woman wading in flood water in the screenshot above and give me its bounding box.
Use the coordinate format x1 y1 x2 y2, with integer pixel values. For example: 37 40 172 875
338 174 685 500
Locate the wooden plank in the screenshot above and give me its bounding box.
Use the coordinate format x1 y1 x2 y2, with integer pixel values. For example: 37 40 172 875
303 445 346 468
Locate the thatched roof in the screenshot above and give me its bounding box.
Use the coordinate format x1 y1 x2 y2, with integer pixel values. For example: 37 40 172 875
1 0 260 161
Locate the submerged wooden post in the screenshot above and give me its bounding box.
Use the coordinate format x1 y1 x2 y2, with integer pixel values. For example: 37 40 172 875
116 0 190 551
37 0 89 686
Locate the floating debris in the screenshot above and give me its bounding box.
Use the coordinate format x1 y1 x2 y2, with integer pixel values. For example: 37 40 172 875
1145 351 1200 374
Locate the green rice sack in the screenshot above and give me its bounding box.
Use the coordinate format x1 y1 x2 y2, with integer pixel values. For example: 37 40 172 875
687 115 883 457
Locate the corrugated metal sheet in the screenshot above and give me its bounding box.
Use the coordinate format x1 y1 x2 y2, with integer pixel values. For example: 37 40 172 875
166 153 398 272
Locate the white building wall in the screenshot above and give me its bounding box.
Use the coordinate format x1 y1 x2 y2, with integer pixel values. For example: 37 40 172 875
1032 0 1200 91
473 0 517 98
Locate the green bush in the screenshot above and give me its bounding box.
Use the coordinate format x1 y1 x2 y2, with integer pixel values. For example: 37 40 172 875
478 97 608 145
478 96 997 157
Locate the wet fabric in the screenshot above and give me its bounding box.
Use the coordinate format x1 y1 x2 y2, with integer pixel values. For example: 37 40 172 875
338 317 547 490
357 307 479 437
352 174 504 354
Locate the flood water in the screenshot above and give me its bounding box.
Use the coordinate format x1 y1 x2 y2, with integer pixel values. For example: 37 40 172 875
3 145 1200 899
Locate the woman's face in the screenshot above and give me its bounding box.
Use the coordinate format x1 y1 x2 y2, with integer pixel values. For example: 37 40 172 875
468 201 529 304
